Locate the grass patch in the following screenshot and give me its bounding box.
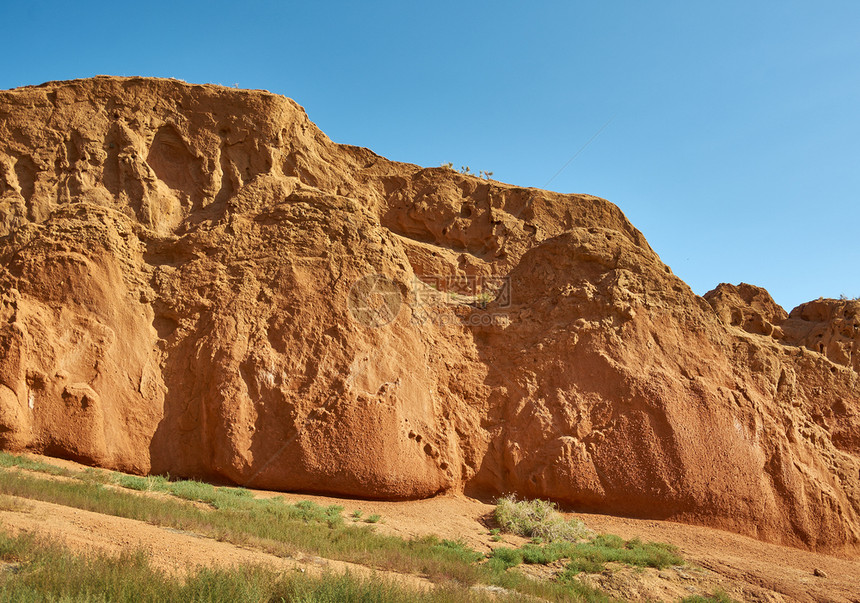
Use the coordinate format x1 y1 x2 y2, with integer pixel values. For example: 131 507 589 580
491 495 680 576
558 535 683 576
167 478 220 504
115 473 171 493
0 452 657 601
680 592 736 603
0 451 70 477
0 465 608 601
488 527 682 576
494 494 591 542
487 546 523 571
78 467 113 484
0 531 512 603
0 493 26 512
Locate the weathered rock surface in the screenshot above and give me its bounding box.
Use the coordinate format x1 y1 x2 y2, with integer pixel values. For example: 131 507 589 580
0 77 857 552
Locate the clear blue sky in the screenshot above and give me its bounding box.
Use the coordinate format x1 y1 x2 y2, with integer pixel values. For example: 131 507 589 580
2 1 858 310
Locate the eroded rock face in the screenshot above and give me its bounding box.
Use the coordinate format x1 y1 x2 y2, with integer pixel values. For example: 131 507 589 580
782 299 860 374
0 77 858 552
704 282 788 337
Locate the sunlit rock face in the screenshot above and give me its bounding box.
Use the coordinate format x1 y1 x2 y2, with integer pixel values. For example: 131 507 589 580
1 77 858 552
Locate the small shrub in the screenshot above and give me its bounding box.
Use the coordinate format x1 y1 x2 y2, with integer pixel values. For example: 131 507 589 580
224 486 253 498
561 557 606 575
169 479 218 504
115 475 150 491
290 500 340 525
323 504 345 528
365 514 382 524
472 290 494 309
488 547 522 570
494 495 591 542
520 543 552 564
212 487 257 511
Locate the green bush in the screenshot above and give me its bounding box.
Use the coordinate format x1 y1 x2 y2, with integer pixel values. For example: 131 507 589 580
494 495 591 542
488 547 522 570
560 535 683 576
168 479 218 504
490 532 683 576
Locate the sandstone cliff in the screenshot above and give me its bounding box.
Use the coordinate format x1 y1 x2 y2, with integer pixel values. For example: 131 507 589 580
0 77 857 552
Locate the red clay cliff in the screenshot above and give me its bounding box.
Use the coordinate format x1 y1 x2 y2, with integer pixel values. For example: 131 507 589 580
0 77 857 553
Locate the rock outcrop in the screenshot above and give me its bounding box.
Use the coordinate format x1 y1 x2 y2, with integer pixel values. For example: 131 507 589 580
0 77 858 552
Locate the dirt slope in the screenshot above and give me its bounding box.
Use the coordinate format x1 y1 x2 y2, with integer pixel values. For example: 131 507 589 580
0 77 858 552
4 452 860 603
0 495 434 591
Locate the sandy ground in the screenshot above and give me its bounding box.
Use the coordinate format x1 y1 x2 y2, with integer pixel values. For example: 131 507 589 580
1 454 859 602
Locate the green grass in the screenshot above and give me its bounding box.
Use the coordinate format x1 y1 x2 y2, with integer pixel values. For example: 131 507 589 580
0 457 612 601
494 494 592 542
490 496 681 577
558 535 683 576
0 452 70 477
0 452 686 601
680 592 735 603
487 533 683 575
78 467 114 484
114 473 169 492
0 531 512 603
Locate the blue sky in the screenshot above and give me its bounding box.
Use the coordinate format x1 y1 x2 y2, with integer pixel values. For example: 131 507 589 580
2 1 858 310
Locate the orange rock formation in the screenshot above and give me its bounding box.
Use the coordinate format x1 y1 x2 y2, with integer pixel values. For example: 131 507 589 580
0 77 857 552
